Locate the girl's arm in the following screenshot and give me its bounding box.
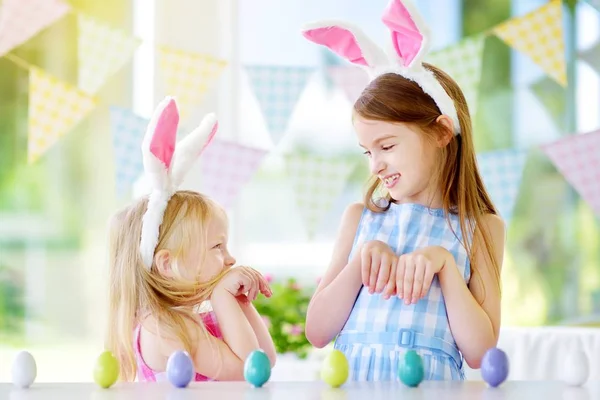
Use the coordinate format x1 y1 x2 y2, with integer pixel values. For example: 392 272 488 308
438 213 505 369
236 296 277 366
305 202 364 348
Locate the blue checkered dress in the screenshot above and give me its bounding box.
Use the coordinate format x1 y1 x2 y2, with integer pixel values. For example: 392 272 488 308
333 202 471 381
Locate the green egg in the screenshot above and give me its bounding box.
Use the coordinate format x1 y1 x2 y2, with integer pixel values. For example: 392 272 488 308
321 349 349 388
93 351 119 388
398 350 424 387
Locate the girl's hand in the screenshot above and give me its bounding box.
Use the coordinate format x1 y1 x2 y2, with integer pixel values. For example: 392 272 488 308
214 266 272 301
394 246 449 304
359 240 399 295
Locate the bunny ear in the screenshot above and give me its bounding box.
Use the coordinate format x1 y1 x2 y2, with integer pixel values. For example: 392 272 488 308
142 96 180 191
381 0 430 68
170 113 218 188
301 20 389 69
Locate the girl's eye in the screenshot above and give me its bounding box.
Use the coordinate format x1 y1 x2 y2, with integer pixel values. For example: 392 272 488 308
382 145 395 151
362 150 371 157
213 243 222 249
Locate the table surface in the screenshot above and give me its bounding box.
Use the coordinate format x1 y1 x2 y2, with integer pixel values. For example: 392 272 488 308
1 381 600 400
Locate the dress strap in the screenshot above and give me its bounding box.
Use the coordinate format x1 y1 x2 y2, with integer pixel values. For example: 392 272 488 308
336 329 463 370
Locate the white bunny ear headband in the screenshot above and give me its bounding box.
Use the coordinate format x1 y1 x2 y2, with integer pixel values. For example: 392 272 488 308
139 96 218 269
301 0 461 135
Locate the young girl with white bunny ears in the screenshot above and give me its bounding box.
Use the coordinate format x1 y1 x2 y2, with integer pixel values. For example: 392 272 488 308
303 0 505 381
106 97 276 382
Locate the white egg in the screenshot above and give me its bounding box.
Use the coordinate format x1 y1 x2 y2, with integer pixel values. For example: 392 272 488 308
11 350 37 389
563 350 589 387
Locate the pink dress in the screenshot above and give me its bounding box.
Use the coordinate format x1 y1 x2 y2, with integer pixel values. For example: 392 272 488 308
134 311 223 382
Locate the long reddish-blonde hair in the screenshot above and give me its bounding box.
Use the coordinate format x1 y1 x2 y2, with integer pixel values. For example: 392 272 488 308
354 64 500 295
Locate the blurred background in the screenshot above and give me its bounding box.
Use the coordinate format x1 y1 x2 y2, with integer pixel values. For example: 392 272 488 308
0 0 599 382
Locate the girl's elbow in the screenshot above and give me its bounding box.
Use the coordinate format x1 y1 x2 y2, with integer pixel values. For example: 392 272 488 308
305 328 331 349
465 356 481 370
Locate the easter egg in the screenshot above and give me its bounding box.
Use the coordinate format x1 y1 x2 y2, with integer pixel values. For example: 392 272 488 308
563 349 589 387
166 351 195 388
93 351 119 389
244 349 271 388
398 350 424 387
320 349 349 388
11 350 37 389
481 347 509 387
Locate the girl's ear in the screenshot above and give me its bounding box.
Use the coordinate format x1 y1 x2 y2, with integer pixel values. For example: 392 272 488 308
435 115 454 147
154 249 173 278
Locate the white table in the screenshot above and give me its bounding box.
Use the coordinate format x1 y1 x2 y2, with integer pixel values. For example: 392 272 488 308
1 381 599 400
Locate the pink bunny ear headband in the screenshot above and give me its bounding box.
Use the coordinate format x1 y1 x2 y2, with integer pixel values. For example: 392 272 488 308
301 0 460 135
139 96 218 269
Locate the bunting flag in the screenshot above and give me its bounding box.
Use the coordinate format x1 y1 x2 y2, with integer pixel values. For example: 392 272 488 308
285 154 356 238
245 66 314 145
530 76 565 131
541 130 600 217
580 41 600 76
157 46 227 119
199 140 268 209
327 66 369 104
0 0 70 57
77 13 141 95
477 149 527 221
28 67 96 164
425 34 486 117
110 106 148 197
493 0 566 86
584 0 600 12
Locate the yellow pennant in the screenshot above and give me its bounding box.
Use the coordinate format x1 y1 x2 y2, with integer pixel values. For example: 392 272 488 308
28 67 96 164
157 46 227 119
77 13 141 95
494 0 566 86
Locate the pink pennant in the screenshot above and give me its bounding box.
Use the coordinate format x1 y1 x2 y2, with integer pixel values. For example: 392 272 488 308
0 0 71 57
328 66 370 104
541 130 600 217
199 140 267 209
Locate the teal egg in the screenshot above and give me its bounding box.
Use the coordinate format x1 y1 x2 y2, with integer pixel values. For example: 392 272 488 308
244 350 271 388
398 350 424 387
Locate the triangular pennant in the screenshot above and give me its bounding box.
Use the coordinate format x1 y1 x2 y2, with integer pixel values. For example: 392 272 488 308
541 130 600 217
199 140 268 209
157 46 227 119
425 34 486 118
110 106 148 197
28 67 96 164
0 0 70 57
493 0 566 86
327 66 369 105
77 13 141 95
584 0 600 13
530 76 566 131
285 154 355 238
477 149 527 221
245 66 313 145
579 41 600 76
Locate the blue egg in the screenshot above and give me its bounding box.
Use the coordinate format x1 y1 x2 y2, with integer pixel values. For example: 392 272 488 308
244 349 271 388
481 347 509 387
166 351 194 388
398 350 424 387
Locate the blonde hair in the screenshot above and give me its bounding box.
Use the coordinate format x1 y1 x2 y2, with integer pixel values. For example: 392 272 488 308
106 190 228 381
354 65 500 299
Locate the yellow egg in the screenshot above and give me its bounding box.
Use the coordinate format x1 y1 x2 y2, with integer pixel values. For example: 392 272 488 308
320 349 349 388
93 351 119 389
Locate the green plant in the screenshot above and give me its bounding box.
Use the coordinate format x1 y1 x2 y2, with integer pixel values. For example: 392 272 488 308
254 276 315 359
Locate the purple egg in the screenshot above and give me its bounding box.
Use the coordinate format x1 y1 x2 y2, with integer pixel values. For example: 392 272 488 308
481 347 509 387
166 351 194 388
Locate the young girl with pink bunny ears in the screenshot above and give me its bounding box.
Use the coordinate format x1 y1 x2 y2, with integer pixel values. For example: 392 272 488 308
106 97 276 382
303 0 505 381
